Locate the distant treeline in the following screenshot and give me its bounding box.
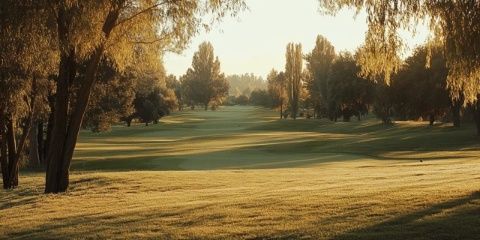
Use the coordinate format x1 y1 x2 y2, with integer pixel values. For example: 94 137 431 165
234 35 475 131
226 74 266 97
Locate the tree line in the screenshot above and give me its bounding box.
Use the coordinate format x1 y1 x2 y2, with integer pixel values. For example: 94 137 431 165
243 34 477 135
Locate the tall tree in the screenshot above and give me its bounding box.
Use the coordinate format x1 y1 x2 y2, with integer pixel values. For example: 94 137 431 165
181 42 229 110
267 70 288 119
0 1 57 189
285 43 303 119
305 35 336 118
319 0 480 133
34 0 245 193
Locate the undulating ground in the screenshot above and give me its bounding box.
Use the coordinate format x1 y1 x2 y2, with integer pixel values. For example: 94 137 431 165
1 106 480 239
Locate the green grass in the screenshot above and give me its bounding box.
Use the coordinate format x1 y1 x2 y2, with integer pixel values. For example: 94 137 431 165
1 106 479 239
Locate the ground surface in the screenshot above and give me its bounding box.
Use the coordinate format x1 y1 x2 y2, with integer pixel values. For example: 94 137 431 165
1 106 480 239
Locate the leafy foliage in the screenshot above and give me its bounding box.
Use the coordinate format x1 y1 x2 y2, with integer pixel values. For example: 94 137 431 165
285 43 303 119
181 42 229 110
318 0 480 104
305 35 336 117
328 52 374 121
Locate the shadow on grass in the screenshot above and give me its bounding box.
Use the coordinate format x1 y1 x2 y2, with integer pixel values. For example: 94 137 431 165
4 190 479 239
73 106 480 172
3 202 218 240
72 128 478 172
331 191 480 240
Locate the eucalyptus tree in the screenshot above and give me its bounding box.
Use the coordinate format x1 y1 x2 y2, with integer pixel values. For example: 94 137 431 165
37 0 245 193
285 43 303 119
305 35 336 118
319 0 480 132
181 42 229 110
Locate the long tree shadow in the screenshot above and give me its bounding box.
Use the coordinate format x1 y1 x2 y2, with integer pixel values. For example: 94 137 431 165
71 125 479 172
331 191 480 240
73 108 480 172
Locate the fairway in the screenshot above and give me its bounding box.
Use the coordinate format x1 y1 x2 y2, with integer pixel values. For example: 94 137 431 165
1 106 480 239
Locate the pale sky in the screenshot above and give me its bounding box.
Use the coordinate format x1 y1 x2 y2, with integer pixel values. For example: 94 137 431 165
164 0 429 79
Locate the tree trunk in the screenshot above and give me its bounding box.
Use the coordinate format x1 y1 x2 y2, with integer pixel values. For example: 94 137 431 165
37 121 45 165
280 101 283 120
44 46 75 193
452 94 464 128
45 6 120 193
475 110 480 136
44 109 54 166
29 122 40 167
474 95 480 136
429 113 435 126
0 117 8 189
6 119 18 188
45 46 105 193
452 104 461 127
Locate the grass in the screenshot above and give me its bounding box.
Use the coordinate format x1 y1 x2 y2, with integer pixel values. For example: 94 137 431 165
1 106 479 239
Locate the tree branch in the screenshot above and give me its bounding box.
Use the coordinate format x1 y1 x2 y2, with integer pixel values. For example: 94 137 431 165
114 1 167 28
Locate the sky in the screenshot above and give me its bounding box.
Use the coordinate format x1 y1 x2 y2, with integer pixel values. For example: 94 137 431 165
164 0 429 79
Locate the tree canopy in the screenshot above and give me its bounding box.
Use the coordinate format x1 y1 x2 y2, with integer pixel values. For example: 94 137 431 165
285 43 303 119
319 0 480 104
181 42 229 110
305 35 336 118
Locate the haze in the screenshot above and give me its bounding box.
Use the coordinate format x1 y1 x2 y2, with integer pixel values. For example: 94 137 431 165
164 0 429 78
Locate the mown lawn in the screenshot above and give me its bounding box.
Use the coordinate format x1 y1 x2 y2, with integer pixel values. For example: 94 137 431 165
1 106 479 239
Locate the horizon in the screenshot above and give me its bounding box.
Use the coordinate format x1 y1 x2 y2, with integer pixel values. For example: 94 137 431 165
164 0 429 79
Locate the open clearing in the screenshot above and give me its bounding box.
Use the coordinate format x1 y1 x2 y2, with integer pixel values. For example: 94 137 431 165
1 106 480 239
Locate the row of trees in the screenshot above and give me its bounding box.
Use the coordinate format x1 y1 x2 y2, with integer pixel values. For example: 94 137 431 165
83 59 178 131
262 34 472 129
265 37 373 122
318 0 480 135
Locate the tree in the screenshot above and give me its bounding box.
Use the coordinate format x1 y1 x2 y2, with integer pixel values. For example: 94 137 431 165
83 59 135 132
126 61 177 126
319 0 480 133
389 45 450 125
28 0 245 193
181 42 229 110
328 52 374 122
267 70 288 119
305 35 336 118
0 1 57 189
235 95 250 105
249 89 271 107
166 75 184 111
285 43 303 119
